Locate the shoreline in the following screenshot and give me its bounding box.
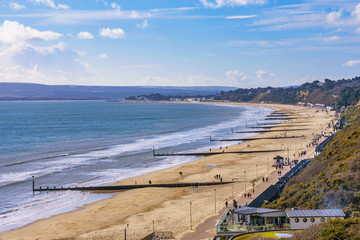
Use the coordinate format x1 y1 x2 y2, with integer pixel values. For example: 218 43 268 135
0 102 335 240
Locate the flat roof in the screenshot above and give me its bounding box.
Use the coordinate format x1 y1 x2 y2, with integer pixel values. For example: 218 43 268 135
285 209 346 218
233 206 282 215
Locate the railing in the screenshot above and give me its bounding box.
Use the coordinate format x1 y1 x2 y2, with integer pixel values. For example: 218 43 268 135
140 231 173 240
216 208 235 232
217 223 291 233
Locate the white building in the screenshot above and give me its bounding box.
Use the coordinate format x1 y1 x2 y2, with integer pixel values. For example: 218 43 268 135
222 206 346 233
285 209 345 229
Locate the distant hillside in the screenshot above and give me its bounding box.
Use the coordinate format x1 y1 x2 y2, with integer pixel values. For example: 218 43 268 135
0 83 236 100
215 77 360 108
263 102 360 217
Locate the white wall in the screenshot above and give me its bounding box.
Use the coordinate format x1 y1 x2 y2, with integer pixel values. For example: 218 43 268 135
290 217 344 229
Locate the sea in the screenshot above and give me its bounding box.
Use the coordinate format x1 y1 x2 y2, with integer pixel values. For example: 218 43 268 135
0 101 273 232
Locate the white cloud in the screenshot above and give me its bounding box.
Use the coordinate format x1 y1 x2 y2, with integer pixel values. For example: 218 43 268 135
225 70 248 81
74 50 86 56
0 20 62 44
99 27 125 39
0 42 67 58
74 58 95 74
136 20 150 29
256 69 274 79
77 31 94 40
9 2 26 10
323 36 340 42
225 15 256 19
31 0 70 10
343 60 360 67
0 65 46 82
200 0 266 9
33 42 67 55
98 53 108 59
326 10 342 26
351 3 360 23
111 2 120 11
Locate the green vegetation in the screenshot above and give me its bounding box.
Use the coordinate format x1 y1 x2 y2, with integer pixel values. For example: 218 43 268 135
215 77 360 108
263 103 360 214
290 218 360 240
131 77 360 109
262 100 360 239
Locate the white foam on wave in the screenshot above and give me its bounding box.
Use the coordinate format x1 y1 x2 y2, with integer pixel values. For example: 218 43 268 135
0 105 273 231
1 105 270 187
0 190 109 231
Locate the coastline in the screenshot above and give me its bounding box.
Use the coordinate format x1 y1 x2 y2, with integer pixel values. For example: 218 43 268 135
0 102 335 240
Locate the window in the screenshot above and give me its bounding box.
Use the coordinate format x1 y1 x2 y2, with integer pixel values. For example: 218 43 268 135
320 217 325 222
294 218 299 223
310 217 315 222
303 218 308 222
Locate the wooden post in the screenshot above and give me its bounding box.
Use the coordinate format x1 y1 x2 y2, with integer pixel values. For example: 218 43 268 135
32 176 34 191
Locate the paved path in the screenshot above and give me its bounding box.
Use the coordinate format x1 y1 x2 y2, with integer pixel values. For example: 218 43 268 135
179 138 323 240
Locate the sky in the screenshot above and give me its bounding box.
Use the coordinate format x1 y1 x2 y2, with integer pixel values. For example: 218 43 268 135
0 0 359 88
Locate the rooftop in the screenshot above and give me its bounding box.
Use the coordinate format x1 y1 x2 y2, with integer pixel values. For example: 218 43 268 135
285 209 346 218
233 206 282 215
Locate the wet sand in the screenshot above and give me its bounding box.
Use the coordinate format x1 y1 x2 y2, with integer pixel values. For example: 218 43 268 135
0 103 335 240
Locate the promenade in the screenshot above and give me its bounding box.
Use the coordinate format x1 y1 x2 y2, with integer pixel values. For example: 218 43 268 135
179 135 328 240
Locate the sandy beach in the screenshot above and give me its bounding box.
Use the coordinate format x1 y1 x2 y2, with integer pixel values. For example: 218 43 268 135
0 102 335 240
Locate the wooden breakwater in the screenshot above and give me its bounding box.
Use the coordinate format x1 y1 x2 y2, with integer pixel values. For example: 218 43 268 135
209 135 304 142
257 122 283 126
232 128 308 134
264 117 296 120
153 149 281 157
32 179 232 192
247 124 306 129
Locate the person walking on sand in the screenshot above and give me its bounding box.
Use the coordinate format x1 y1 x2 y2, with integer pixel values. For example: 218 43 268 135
225 201 228 208
252 187 255 193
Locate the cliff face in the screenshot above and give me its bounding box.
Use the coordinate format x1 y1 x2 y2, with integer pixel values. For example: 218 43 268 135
263 102 360 217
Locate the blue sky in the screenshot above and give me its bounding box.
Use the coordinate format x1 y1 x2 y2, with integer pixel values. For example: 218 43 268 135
0 0 359 88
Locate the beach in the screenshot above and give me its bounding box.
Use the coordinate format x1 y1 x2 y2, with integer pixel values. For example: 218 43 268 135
0 102 334 240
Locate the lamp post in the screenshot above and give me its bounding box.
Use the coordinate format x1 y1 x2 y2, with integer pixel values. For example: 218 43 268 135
267 158 269 174
244 171 246 192
190 202 192 230
152 220 155 233
256 164 258 180
232 178 238 199
214 189 216 214
124 224 129 240
288 147 290 164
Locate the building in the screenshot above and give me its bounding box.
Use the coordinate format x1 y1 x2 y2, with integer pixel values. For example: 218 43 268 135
285 209 345 229
217 206 345 235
